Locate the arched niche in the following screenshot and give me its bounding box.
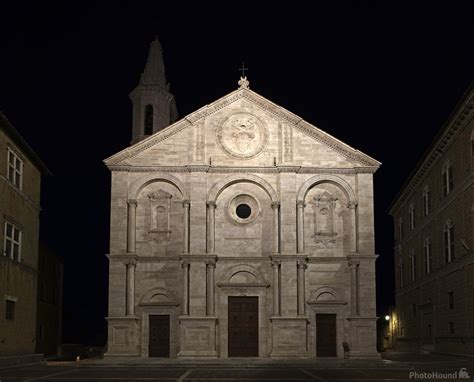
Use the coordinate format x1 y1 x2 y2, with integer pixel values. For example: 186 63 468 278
297 174 356 205
207 174 278 204
129 172 188 201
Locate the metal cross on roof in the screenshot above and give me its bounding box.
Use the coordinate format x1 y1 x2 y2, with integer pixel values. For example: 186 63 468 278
238 62 248 77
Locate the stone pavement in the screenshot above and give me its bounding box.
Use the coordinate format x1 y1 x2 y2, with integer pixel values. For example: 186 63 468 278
0 352 473 381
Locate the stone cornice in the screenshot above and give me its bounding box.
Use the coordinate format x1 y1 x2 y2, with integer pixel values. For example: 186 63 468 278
179 254 218 262
390 90 474 215
269 316 310 321
129 85 175 102
346 253 379 261
270 254 308 262
307 300 348 306
217 282 270 288
106 165 377 175
104 88 381 168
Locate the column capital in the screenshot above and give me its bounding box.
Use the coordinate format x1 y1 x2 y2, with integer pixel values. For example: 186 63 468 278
182 199 190 207
125 258 137 266
207 201 217 208
180 260 190 268
348 259 360 268
296 200 306 208
297 260 308 269
347 201 358 209
206 261 216 268
271 260 281 268
128 199 138 206
271 201 281 209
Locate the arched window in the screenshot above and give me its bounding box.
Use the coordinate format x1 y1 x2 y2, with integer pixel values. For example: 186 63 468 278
422 185 431 216
144 104 154 135
424 238 431 274
444 220 455 263
442 159 453 197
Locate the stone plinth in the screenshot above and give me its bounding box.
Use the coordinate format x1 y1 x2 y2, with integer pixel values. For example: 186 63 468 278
270 316 310 358
177 316 218 358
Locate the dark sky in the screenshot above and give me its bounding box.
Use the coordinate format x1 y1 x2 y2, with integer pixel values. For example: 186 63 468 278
1 3 473 344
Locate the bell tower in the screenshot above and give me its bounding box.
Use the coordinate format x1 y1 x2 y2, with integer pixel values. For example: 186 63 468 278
129 38 178 144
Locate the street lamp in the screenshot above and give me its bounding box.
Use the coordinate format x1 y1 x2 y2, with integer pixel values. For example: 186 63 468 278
385 315 390 321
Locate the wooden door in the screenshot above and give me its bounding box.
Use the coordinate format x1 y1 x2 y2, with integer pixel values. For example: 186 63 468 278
149 315 170 357
316 314 337 357
228 296 258 357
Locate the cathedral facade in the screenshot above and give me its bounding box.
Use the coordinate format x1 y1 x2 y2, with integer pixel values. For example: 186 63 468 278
104 39 381 359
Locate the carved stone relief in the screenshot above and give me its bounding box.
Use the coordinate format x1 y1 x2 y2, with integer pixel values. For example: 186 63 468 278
216 113 268 159
310 191 338 248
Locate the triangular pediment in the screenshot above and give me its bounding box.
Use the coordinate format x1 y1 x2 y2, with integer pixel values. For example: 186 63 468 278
104 87 380 168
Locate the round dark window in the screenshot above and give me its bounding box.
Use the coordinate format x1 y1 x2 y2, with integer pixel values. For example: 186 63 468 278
236 204 252 219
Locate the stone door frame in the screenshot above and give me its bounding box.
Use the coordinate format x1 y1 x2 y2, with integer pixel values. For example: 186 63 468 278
138 304 179 357
307 301 347 358
217 284 269 358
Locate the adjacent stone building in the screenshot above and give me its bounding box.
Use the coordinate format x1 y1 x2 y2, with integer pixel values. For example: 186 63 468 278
389 85 474 355
36 242 63 356
104 39 381 359
0 112 51 356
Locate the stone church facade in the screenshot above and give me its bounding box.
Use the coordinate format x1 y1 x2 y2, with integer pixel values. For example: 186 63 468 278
104 39 381 359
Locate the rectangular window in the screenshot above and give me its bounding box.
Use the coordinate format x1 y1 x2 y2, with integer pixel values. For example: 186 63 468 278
413 303 416 317
448 322 455 334
448 165 454 193
3 221 21 262
410 253 416 282
7 148 23 189
423 188 431 216
424 241 431 274
398 218 403 241
409 206 415 230
449 225 455 261
399 260 404 288
5 300 15 321
448 292 454 310
427 324 432 337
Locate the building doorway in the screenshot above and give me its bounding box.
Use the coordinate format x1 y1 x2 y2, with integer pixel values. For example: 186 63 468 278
149 315 170 357
228 296 258 357
316 313 337 357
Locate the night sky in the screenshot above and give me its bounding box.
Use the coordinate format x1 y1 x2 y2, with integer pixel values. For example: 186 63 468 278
1 3 473 345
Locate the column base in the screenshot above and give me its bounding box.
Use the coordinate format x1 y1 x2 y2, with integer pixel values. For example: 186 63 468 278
177 316 218 358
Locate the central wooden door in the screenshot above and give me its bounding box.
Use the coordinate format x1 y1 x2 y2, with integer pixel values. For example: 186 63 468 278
228 296 258 357
149 315 170 357
316 314 337 357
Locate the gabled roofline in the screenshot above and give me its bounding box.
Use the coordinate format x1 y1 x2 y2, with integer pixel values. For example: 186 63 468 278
388 82 474 216
0 112 52 176
104 87 381 168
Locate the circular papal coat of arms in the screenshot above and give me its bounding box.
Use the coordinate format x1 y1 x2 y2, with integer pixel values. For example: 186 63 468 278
216 113 268 159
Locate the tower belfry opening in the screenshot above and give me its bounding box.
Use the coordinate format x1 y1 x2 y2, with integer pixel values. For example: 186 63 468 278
129 38 178 143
